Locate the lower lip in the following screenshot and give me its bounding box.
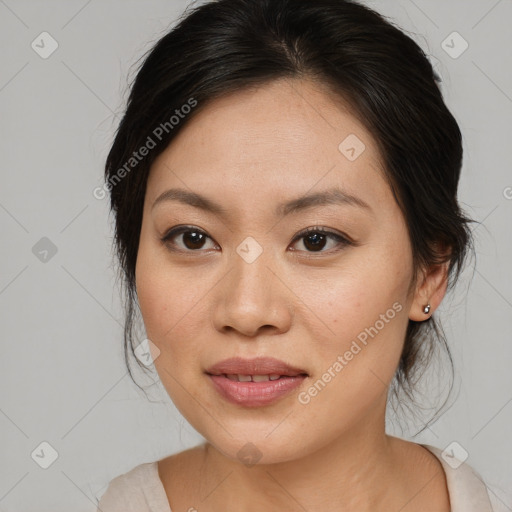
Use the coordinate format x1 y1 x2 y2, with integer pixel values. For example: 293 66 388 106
207 374 307 407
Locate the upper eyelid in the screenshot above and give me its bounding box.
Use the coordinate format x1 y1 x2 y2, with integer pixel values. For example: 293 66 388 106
162 224 345 238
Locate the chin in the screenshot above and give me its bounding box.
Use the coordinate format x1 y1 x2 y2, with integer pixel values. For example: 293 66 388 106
196 423 314 467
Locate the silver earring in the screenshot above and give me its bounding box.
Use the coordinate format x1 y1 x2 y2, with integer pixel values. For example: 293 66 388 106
423 303 431 314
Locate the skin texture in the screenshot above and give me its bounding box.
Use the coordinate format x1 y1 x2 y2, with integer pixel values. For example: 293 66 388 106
135 77 451 511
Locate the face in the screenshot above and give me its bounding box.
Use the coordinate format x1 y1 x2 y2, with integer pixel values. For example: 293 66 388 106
135 78 420 464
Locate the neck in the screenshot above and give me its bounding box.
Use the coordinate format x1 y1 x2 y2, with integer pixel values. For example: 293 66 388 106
195 402 411 511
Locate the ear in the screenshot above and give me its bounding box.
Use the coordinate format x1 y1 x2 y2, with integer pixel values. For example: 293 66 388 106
408 249 451 322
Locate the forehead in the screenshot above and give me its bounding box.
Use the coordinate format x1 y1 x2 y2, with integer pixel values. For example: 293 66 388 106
147 78 390 214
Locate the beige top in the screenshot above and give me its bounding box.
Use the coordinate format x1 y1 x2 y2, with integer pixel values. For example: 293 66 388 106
96 444 496 511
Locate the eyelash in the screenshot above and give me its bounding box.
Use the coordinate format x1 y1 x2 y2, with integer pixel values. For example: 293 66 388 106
160 225 353 255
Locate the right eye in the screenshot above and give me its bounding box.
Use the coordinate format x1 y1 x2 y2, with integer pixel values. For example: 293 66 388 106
160 225 219 252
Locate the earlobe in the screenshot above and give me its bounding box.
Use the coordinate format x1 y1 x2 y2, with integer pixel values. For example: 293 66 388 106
409 299 432 322
408 260 449 322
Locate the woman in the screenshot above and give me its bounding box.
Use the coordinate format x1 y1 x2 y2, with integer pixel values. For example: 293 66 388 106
96 0 494 510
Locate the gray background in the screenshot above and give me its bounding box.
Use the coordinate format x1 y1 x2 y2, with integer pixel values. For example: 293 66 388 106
0 0 511 510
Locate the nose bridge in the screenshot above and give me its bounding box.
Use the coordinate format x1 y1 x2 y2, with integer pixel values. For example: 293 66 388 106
230 234 275 303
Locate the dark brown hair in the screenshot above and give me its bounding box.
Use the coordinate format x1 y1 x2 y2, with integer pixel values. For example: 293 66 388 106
104 0 476 433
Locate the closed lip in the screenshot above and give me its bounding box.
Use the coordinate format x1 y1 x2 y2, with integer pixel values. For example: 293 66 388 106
205 356 308 377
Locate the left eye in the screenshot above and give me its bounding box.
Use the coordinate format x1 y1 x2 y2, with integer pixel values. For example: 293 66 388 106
290 227 351 253
161 226 351 254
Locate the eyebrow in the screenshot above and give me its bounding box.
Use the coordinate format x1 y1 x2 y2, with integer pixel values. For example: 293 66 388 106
152 187 372 217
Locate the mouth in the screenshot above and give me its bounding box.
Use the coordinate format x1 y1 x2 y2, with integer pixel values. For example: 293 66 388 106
205 357 308 407
207 373 307 382
205 356 309 378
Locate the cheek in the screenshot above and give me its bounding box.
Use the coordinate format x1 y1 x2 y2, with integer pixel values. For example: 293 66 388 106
136 225 185 325
135 251 211 415
136 263 207 353
135 246 230 405
302 243 412 388
295 274 409 434
310 256 408 338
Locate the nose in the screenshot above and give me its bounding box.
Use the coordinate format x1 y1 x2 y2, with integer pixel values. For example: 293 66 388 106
212 244 294 338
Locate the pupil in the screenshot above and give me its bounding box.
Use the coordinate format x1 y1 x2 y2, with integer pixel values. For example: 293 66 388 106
304 233 326 251
183 231 205 249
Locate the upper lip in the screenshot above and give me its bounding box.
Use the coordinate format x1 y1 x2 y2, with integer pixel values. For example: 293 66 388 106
205 357 308 377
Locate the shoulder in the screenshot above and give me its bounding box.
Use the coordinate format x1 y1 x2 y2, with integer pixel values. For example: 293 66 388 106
420 443 494 512
96 461 171 512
